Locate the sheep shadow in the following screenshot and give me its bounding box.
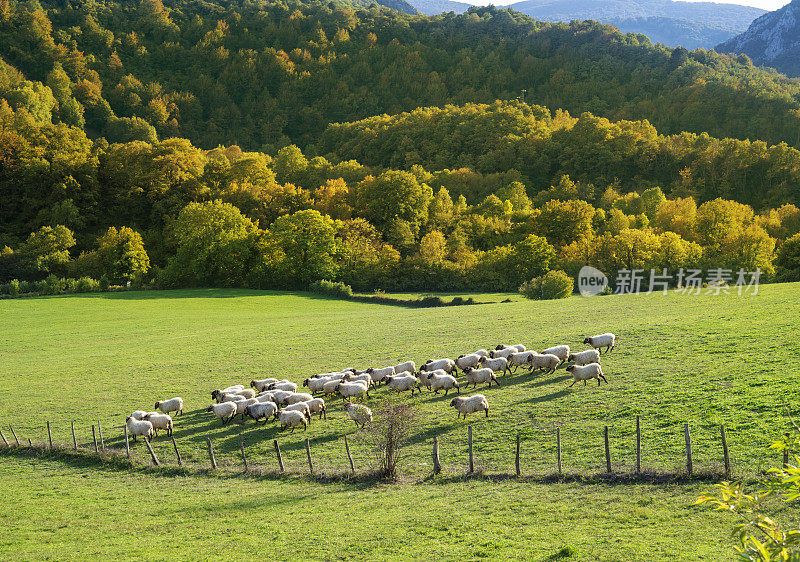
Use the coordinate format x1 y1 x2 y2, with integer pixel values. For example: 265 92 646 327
512 389 570 406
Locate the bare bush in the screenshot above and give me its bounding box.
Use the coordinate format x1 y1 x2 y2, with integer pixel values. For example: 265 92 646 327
357 395 416 480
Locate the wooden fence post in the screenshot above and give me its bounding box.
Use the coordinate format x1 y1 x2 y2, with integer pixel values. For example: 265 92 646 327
206 438 217 469
240 436 248 472
124 425 130 459
171 435 182 466
144 437 160 466
604 426 611 473
97 423 105 450
636 415 641 474
344 435 355 473
274 440 284 473
71 421 77 450
47 421 53 450
9 426 20 447
468 426 474 474
432 435 441 475
0 428 8 447
684 423 693 476
720 425 730 479
515 434 521 477
92 425 98 453
556 427 562 475
27 438 32 447
305 438 313 474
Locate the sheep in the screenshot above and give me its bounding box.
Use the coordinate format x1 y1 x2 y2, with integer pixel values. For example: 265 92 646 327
508 350 536 373
256 391 275 403
336 380 370 401
566 363 608 387
268 381 298 393
583 333 616 354
303 398 327 420
489 347 516 359
365 366 394 385
415 370 433 392
154 397 183 416
278 409 308 432
426 371 460 395
143 412 173 437
125 417 154 442
250 378 279 392
343 372 374 388
449 394 489 419
234 397 259 419
212 389 247 403
420 358 457 375
344 403 372 429
393 360 416 375
222 393 246 403
322 379 342 397
206 402 237 425
478 355 510 376
473 349 489 358
232 388 256 399
530 353 561 374
285 392 314 405
130 410 147 421
303 376 335 393
568 349 601 366
455 353 482 372
222 385 244 393
283 401 312 421
268 390 295 406
463 367 498 389
244 401 279 423
385 374 419 395
542 345 570 364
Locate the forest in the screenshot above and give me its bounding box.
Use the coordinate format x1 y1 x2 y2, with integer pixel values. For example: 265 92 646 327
2 0 800 293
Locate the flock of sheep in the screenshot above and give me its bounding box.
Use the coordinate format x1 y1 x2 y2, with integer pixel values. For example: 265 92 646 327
124 333 616 440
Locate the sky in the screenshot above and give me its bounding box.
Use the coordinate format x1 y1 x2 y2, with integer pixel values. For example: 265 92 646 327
468 0 792 11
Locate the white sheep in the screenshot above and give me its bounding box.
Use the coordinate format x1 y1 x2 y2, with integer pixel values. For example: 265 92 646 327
278 409 308 432
344 402 373 428
420 358 457 375
221 393 246 403
143 412 173 437
478 355 510 376
455 353 482 372
251 378 279 392
322 379 342 397
568 349 601 366
393 360 416 375
449 394 489 419
583 333 616 354
285 392 314 405
426 371 460 395
489 347 516 359
343 372 374 388
303 375 336 393
542 345 570 364
365 366 394 385
567 363 608 387
235 397 259 419
268 390 295 406
232 388 256 399
125 416 154 442
283 401 312 420
212 389 245 403
268 381 298 393
256 391 275 403
206 402 237 425
302 398 327 420
495 343 526 352
530 353 561 374
473 349 489 358
415 370 433 392
222 385 244 393
336 380 369 401
154 397 183 416
508 351 536 373
245 401 279 423
130 410 147 421
463 367 498 389
385 374 419 395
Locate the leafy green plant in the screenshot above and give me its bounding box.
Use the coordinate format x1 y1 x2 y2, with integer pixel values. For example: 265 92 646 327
520 270 574 300
308 279 353 299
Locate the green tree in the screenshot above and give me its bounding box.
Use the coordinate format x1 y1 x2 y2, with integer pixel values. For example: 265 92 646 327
271 209 338 287
358 170 432 232
96 226 150 284
531 199 595 247
20 225 75 276
775 233 800 281
418 231 447 265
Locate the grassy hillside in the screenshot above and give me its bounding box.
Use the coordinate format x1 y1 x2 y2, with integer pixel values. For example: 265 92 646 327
0 285 796 477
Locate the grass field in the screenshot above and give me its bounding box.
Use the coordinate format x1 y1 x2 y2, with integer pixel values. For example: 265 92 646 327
1 285 798 558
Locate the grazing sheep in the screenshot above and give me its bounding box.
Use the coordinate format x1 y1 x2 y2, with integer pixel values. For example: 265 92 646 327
125 417 154 442
530 353 561 374
206 402 237 425
385 374 419 395
463 367 498 389
426 371 460 395
415 370 433 392
473 349 489 358
489 347 516 359
303 376 332 393
232 388 256 399
542 345 570 364
268 381 298 393
245 401 279 423
234 397 259 419
365 366 395 385
285 392 314 405
568 349 601 366
420 358 457 375
583 333 616 354
393 360 416 375
343 372 374 388
256 391 275 403
478 355 510 376
495 344 526 352
212 389 247 403
250 378 279 392
130 410 147 421
508 351 536 373
222 393 246 403
336 380 370 401
344 402 373 428
566 363 608 387
283 401 312 421
222 385 244 393
455 353 482 372
154 397 183 416
278 409 308 432
302 398 327 420
143 412 173 437
267 390 295 406
449 394 489 419
322 379 342 397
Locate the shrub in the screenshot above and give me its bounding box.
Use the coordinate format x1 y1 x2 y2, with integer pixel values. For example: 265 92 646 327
99 276 110 291
520 270 574 300
18 280 33 294
308 279 353 299
76 277 100 293
357 396 417 480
